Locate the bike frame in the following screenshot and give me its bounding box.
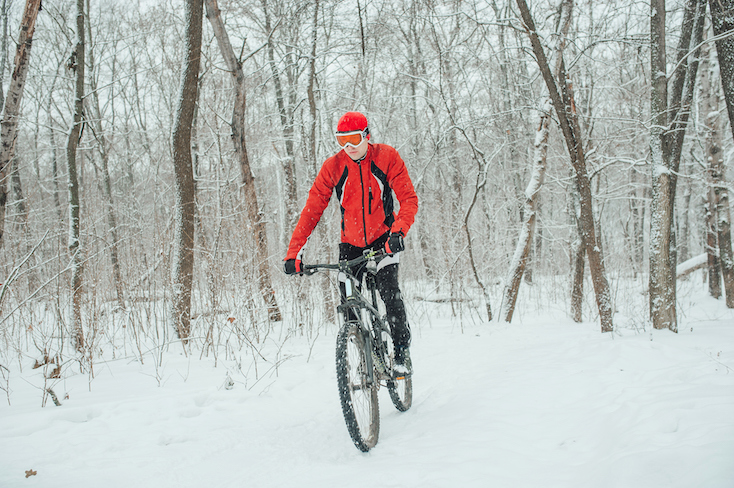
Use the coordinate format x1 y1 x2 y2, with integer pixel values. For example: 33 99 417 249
306 250 392 384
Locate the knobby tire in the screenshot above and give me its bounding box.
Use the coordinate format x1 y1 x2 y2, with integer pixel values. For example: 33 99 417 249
382 331 413 412
336 321 379 451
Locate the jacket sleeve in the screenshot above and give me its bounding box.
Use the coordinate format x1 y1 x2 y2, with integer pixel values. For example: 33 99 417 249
285 159 335 261
387 150 418 237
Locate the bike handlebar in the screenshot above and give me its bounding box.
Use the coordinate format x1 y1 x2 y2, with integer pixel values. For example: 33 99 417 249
302 249 389 276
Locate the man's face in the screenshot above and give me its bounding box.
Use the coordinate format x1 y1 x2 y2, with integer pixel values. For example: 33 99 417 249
344 137 368 160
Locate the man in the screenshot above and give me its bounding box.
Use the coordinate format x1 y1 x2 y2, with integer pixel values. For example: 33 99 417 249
283 111 419 374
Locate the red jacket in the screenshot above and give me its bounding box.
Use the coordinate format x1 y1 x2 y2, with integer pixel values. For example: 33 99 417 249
286 143 418 261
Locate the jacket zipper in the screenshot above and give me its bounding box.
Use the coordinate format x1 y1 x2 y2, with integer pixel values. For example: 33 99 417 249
358 161 368 246
368 187 373 215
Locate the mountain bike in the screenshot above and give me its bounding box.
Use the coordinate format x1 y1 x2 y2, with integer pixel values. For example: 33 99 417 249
304 249 412 452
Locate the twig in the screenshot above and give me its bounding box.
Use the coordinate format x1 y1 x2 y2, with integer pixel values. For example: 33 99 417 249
45 388 62 406
0 230 49 312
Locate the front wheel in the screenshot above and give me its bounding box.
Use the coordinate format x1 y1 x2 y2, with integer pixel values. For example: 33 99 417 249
336 321 380 451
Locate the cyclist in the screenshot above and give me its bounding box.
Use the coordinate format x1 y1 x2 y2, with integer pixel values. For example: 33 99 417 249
283 111 419 374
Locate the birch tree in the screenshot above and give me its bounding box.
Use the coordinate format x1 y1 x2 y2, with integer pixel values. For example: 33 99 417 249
0 0 41 249
502 101 551 322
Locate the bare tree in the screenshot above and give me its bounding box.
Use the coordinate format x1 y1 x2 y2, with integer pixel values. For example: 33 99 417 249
649 0 677 331
0 0 41 249
1 0 730 363
171 0 203 341
706 174 723 298
204 0 282 322
670 0 707 271
261 0 298 238
460 136 493 322
702 34 734 306
515 0 614 332
503 0 571 323
84 0 125 310
713 144 734 307
709 0 734 140
66 0 86 351
649 0 706 331
706 0 734 305
0 0 9 109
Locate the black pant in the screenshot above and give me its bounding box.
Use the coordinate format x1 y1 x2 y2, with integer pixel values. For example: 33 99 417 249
338 234 411 350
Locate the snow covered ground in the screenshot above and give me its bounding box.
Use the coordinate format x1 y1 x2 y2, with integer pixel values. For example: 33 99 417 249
1 279 733 488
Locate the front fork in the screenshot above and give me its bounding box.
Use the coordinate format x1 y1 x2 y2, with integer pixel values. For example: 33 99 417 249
339 272 388 385
338 280 376 386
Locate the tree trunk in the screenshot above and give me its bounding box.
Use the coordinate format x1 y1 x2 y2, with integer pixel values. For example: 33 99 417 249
667 0 706 290
204 0 282 322
47 64 63 221
646 0 703 328
706 2 734 306
701 28 728 300
0 0 9 110
0 0 41 249
709 0 734 140
702 34 734 306
171 0 203 341
627 168 645 279
502 100 551 322
714 157 734 307
569 170 585 322
679 173 692 263
706 177 723 298
649 0 677 332
554 0 587 322
516 0 614 332
67 0 85 351
463 151 493 322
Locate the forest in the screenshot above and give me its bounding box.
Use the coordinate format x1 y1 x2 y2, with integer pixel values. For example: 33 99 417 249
0 0 732 383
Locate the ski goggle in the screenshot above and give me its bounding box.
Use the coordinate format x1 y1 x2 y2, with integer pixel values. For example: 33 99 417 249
335 130 367 148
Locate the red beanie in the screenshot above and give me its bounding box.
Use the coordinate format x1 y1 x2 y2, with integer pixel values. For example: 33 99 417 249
337 111 368 133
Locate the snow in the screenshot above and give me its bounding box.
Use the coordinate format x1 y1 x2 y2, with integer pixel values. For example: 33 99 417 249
1 280 734 487
651 163 671 177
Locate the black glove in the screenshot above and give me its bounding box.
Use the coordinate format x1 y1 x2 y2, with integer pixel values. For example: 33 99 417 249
385 232 405 254
284 259 303 275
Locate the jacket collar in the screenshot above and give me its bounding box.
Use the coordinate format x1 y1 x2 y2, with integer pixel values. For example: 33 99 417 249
343 143 371 165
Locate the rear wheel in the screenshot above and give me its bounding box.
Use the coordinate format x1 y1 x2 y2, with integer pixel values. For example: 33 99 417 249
383 330 413 412
336 321 379 451
388 375 412 412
